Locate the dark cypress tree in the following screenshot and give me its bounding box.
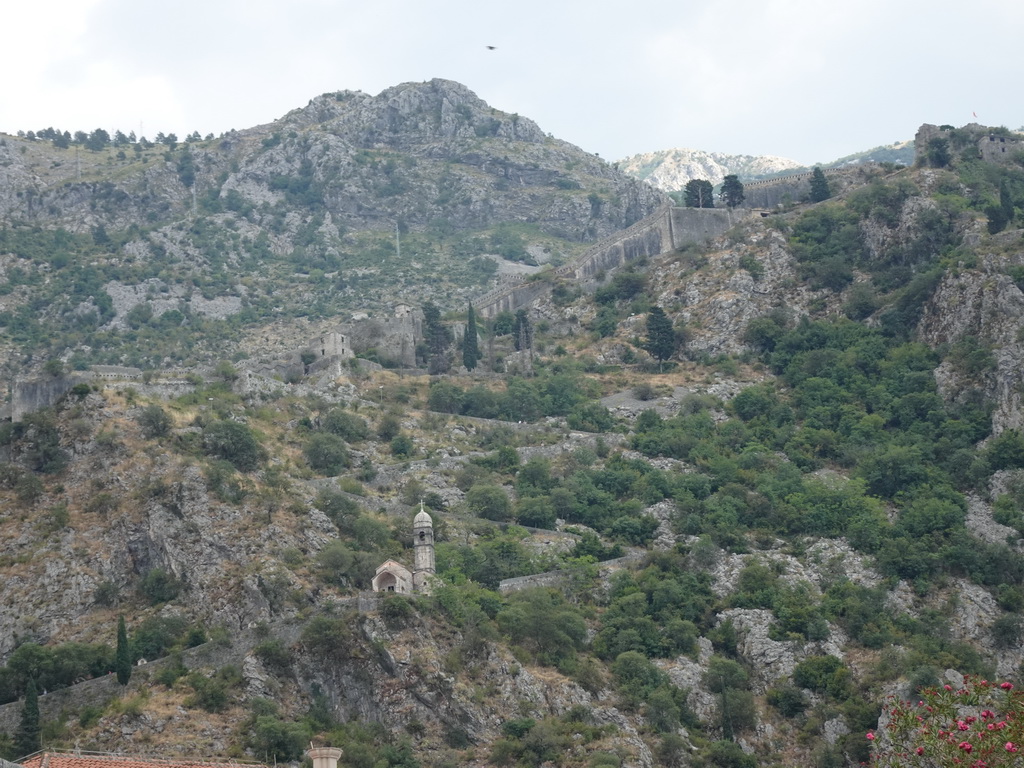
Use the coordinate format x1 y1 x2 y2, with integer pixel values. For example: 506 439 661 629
462 303 480 371
809 167 831 202
720 175 745 209
423 302 452 374
513 309 533 352
15 678 41 757
644 306 676 371
1000 179 1015 226
116 615 132 686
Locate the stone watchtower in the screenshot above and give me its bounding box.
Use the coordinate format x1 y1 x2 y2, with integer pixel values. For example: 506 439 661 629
412 503 436 594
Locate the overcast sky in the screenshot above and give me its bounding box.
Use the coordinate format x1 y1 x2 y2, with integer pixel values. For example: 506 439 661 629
3 0 1021 165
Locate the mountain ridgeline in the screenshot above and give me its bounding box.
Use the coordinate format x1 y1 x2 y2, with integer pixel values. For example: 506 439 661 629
3 85 1024 768
0 78 663 373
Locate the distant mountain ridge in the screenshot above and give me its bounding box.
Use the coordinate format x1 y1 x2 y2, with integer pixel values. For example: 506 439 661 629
616 148 803 191
617 141 915 193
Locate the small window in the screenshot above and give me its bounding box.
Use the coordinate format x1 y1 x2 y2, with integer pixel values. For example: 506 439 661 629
419 531 426 540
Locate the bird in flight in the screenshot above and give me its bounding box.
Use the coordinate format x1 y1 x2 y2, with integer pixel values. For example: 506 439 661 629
486 45 497 50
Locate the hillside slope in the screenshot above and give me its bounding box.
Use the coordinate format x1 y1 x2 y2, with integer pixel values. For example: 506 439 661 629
0 79 665 376
3 114 1024 768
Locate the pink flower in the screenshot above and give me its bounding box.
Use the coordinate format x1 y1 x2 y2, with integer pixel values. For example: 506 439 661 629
1001 682 1014 690
958 720 970 730
959 741 973 752
981 710 995 719
1006 742 1018 753
988 723 996 730
946 685 953 691
916 747 924 756
866 732 875 740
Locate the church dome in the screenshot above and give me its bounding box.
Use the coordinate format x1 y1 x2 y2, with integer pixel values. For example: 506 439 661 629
413 508 433 526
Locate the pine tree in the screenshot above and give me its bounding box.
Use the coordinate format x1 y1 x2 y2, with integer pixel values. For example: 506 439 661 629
116 615 132 686
720 175 745 209
15 678 41 757
644 306 676 372
684 179 715 208
462 303 480 370
809 167 831 202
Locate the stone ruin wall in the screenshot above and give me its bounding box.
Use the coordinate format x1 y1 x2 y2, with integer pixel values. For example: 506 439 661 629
340 313 421 367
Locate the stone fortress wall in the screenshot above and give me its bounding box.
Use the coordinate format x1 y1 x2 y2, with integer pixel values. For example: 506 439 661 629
475 202 747 318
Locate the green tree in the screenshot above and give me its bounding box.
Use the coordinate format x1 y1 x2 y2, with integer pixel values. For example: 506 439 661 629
321 409 369 442
115 615 131 685
423 301 452 374
1001 179 1015 225
463 303 480 370
304 433 350 475
684 179 715 208
496 588 587 665
15 678 40 756
465 484 512 521
720 174 745 209
139 568 183 605
809 167 831 202
925 136 951 168
202 421 263 471
137 404 172 438
644 305 675 370
85 128 110 151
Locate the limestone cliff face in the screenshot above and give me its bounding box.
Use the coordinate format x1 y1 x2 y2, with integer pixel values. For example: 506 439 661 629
918 229 1024 435
217 79 665 240
0 80 664 242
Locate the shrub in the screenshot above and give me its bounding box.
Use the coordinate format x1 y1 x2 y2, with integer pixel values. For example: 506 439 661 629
496 588 587 666
322 409 370 441
254 639 292 675
202 420 263 471
139 568 182 605
247 716 312 762
793 655 850 698
137 404 172 438
131 615 191 659
465 484 512 521
390 434 414 458
304 432 350 475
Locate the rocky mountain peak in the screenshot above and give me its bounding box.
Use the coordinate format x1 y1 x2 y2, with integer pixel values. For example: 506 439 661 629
617 147 804 192
280 78 547 153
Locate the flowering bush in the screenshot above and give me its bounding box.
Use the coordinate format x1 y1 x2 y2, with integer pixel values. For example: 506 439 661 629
869 675 1024 767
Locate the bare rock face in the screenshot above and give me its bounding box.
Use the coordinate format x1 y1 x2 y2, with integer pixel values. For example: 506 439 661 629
650 227 812 357
919 254 1024 435
215 78 666 241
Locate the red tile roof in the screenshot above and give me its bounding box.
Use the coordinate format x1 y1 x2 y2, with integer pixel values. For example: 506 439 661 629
19 752 265 768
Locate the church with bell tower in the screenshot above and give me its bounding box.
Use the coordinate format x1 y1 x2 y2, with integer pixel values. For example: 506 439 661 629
371 503 437 595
